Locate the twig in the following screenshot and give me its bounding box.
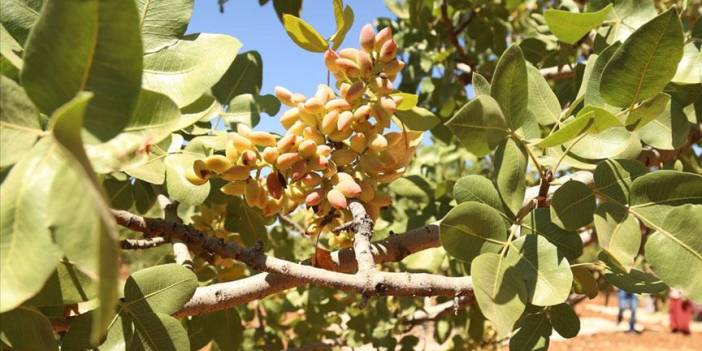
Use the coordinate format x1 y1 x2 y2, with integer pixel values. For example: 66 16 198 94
348 200 376 273
279 214 306 234
120 237 168 250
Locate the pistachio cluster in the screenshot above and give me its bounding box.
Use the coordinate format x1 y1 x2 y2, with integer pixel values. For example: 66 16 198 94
186 25 421 236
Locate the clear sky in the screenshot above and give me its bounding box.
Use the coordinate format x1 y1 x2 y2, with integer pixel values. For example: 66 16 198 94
187 1 395 134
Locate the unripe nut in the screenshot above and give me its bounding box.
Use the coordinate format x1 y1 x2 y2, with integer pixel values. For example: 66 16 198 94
276 152 301 171
275 86 295 106
298 139 317 159
249 131 277 147
262 147 279 165
222 165 251 181
204 155 232 174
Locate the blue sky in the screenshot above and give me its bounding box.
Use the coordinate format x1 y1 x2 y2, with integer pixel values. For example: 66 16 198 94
187 1 394 133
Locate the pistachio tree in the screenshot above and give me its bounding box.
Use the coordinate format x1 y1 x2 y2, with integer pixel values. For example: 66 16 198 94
0 0 700 350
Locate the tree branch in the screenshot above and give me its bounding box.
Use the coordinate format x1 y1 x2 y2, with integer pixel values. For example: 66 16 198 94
112 210 471 311
348 200 376 273
119 237 167 250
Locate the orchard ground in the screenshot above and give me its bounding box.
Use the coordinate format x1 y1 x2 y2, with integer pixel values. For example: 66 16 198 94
548 294 702 351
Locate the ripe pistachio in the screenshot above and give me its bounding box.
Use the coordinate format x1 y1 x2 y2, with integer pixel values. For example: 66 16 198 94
327 188 348 209
359 24 375 52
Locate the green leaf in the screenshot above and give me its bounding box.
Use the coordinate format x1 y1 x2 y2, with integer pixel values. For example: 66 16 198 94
0 24 23 70
508 235 573 306
124 264 198 315
0 306 57 350
624 93 670 130
600 251 667 294
49 93 120 344
223 93 280 128
212 51 263 105
550 180 596 230
0 76 42 168
509 310 551 351
136 0 194 53
0 139 62 313
165 153 211 206
594 203 640 270
638 99 692 150
389 175 432 202
395 106 439 131
555 127 641 166
282 14 328 52
446 95 510 157
672 43 702 84
440 202 509 264
629 170 702 227
21 0 143 142
27 260 97 306
599 0 657 44
584 42 620 107
143 33 241 107
545 4 612 44
453 175 505 213
63 310 191 350
392 93 419 111
0 0 41 45
402 247 446 273
538 106 621 147
572 266 598 299
189 309 243 350
472 72 491 97
593 159 648 205
330 0 354 50
490 45 529 131
224 198 267 247
272 0 302 23
522 208 583 261
494 138 527 216
85 89 182 175
600 9 684 107
548 303 580 338
526 65 560 125
471 253 526 337
644 205 702 302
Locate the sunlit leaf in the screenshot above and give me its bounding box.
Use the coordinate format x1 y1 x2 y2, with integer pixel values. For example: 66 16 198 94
507 235 573 306
471 253 526 337
0 76 42 168
21 0 143 142
494 138 527 216
143 33 241 107
440 202 508 264
282 14 328 52
490 45 529 130
601 9 684 107
395 106 439 131
446 95 509 157
545 4 612 44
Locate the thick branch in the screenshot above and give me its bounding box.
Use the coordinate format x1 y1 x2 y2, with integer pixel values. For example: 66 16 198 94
112 210 470 306
175 224 441 316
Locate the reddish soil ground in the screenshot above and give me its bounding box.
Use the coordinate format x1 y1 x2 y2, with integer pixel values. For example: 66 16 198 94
550 294 701 351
